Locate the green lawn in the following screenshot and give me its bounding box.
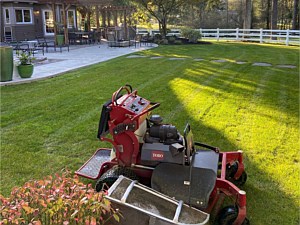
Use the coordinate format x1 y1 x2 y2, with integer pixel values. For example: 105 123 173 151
1 42 299 224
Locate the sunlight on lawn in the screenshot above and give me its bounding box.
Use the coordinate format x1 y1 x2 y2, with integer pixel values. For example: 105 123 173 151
169 73 299 205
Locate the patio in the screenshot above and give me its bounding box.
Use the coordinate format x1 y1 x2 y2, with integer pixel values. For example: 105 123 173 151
1 41 156 86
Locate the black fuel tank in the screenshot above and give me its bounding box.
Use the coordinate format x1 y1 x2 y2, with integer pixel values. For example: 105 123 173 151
151 150 219 209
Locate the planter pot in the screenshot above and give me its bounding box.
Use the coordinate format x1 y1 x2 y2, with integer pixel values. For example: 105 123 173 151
0 46 13 82
17 64 34 78
56 35 65 46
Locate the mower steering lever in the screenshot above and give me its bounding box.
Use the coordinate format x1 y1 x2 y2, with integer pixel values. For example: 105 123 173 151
112 85 134 106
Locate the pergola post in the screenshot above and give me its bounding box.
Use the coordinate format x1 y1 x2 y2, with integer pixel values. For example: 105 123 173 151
51 3 57 43
101 9 106 27
62 4 70 45
96 5 100 31
123 9 128 40
114 10 118 26
107 9 111 27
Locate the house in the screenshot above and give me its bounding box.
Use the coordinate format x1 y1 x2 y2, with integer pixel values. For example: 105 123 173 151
0 0 77 42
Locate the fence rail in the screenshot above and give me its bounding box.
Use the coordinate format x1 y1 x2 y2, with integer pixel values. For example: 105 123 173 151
199 28 300 46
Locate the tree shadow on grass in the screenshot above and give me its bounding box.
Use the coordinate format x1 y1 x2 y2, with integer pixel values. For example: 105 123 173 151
132 58 298 224
165 85 298 224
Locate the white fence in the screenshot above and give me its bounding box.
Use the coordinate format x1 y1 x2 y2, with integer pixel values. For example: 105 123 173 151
199 28 300 46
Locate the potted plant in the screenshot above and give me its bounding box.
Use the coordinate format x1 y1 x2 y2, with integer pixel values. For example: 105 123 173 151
17 51 35 78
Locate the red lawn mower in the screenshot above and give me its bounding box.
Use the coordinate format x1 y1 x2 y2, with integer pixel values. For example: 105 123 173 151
76 84 249 225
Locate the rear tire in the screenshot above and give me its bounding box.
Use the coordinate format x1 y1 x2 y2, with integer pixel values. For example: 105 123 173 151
95 166 138 192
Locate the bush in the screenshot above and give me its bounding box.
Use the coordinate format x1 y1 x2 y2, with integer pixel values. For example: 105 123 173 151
180 27 202 43
0 171 119 225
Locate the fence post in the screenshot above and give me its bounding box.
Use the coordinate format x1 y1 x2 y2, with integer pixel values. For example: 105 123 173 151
236 28 239 40
260 28 263 43
286 29 289 46
217 28 220 41
200 28 202 38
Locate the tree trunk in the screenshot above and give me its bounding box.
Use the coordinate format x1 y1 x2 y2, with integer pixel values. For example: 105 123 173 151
271 0 278 30
161 17 167 38
292 0 299 29
101 10 106 27
266 0 271 29
243 0 252 29
87 11 91 31
96 6 100 31
114 10 118 26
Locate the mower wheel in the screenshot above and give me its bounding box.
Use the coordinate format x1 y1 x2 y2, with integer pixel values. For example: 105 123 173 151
95 166 138 192
226 162 247 187
215 206 250 225
233 171 248 187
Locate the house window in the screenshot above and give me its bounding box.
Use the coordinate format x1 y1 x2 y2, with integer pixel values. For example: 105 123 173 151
67 10 76 29
15 9 32 24
60 9 76 29
4 8 11 24
42 10 54 35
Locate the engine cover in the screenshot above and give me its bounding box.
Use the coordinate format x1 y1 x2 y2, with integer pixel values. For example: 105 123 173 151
151 150 219 209
141 143 184 166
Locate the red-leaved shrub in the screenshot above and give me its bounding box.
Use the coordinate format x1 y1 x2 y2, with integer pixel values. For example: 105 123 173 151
0 171 119 225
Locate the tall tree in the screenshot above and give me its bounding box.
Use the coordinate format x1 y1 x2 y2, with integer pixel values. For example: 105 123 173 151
266 0 271 28
292 0 299 29
133 0 187 37
271 0 278 29
244 0 252 29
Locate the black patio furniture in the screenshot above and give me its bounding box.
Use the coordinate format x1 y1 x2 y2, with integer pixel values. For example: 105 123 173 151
36 36 56 53
107 32 130 47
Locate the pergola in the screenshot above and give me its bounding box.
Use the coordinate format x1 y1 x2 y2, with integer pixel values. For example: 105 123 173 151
38 0 135 44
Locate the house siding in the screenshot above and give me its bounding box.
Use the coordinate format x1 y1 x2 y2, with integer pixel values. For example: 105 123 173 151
1 1 77 42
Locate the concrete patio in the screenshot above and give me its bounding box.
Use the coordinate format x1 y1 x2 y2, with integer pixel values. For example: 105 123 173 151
1 41 156 86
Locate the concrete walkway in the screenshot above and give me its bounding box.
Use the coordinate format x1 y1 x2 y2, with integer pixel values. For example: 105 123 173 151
1 42 156 86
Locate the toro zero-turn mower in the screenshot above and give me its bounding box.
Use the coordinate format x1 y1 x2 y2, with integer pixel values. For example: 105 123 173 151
76 85 249 225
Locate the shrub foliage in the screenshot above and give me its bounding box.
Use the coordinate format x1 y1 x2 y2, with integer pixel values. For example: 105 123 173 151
180 27 202 43
0 171 119 225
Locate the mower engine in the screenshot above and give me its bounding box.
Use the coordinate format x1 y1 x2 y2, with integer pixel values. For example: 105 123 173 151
76 85 249 225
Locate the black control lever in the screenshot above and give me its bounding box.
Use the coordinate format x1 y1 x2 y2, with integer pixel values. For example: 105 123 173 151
194 142 220 153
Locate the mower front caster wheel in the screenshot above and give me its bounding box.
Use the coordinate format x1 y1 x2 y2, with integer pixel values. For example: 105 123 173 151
226 162 247 187
215 206 250 225
95 166 138 192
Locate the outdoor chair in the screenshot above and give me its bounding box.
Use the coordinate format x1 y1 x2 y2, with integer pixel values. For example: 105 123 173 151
11 42 29 55
68 32 78 45
107 32 130 47
130 34 142 48
84 31 97 44
36 36 56 53
140 34 153 46
107 33 119 47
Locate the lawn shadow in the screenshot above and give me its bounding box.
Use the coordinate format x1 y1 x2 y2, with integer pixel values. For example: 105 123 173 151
156 82 299 224
131 54 298 224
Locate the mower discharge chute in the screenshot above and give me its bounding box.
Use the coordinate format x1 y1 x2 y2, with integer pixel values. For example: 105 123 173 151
76 85 249 225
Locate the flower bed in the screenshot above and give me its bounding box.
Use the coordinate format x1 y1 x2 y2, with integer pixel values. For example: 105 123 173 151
0 171 119 225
